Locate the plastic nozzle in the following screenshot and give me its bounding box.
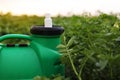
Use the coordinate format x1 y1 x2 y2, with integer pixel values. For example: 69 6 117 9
44 13 52 28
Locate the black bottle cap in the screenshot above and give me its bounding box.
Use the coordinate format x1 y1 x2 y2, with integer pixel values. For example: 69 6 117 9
30 25 64 36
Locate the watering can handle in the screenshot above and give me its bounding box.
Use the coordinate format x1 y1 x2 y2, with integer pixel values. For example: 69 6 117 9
0 34 32 42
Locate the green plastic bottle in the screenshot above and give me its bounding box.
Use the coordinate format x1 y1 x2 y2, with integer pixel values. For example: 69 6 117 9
0 15 64 80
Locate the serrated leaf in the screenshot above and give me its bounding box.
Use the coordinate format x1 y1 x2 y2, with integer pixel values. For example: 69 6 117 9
67 36 75 48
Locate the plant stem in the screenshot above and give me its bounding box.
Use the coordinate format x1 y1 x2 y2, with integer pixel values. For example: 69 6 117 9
109 63 113 79
64 36 82 80
67 49 82 80
78 57 88 77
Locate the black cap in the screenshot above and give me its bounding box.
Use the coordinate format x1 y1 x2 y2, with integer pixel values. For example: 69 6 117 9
30 26 64 36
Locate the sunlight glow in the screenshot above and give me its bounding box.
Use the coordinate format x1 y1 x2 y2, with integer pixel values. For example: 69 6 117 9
0 0 120 16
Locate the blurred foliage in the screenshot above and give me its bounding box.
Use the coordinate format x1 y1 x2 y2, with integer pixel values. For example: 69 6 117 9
0 12 44 35
0 12 120 80
55 14 120 80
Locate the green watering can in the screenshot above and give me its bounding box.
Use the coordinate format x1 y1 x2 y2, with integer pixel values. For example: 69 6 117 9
0 15 64 80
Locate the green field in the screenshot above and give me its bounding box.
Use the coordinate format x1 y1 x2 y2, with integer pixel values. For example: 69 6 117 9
0 13 120 80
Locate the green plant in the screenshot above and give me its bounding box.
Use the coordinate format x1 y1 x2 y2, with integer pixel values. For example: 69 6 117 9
1 12 120 80
56 14 120 80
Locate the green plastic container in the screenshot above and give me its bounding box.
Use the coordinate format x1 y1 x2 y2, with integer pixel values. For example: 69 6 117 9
0 26 64 80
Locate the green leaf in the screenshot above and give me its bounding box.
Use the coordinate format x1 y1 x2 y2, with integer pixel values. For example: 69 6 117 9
63 36 67 44
57 44 66 49
97 60 108 70
114 54 120 60
115 37 120 42
67 36 75 48
59 49 67 53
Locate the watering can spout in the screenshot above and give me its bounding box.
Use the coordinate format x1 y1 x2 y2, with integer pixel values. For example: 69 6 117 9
44 13 52 28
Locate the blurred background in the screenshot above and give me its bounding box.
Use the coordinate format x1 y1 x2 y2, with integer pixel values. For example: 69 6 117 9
0 0 120 16
1 0 120 80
